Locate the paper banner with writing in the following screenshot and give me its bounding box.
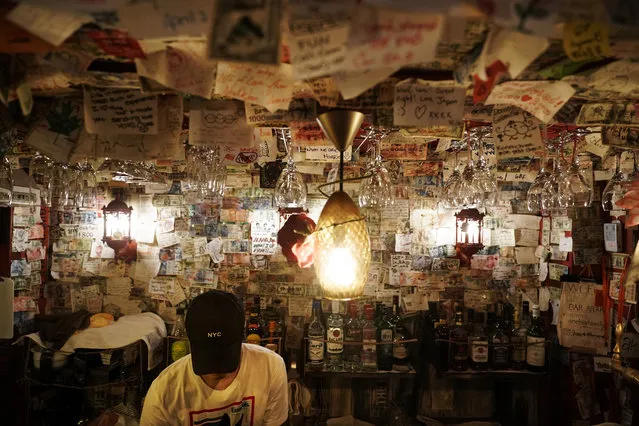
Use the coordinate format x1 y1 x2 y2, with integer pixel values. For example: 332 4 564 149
485 81 576 123
563 21 611 62
215 62 294 112
135 41 217 99
287 0 354 80
84 88 159 135
344 7 443 71
189 99 254 147
558 281 608 354
492 105 544 161
394 80 465 128
72 95 184 161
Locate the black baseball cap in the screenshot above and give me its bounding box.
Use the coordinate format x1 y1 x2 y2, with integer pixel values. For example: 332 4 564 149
186 290 245 375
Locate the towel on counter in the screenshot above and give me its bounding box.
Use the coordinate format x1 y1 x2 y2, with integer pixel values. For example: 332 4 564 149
20 312 167 369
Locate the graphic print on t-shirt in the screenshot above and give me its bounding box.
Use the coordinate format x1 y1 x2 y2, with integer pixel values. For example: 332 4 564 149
189 396 255 426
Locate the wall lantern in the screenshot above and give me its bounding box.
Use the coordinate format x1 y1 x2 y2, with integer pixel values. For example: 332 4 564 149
313 110 370 300
455 208 484 263
103 189 133 255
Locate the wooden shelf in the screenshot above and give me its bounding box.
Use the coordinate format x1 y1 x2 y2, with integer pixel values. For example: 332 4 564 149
442 369 547 380
305 365 417 379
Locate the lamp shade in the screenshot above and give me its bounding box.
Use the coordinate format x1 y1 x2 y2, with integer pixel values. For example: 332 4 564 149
313 191 371 300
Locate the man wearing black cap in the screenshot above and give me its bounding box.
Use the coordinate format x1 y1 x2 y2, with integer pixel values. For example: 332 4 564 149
140 290 289 426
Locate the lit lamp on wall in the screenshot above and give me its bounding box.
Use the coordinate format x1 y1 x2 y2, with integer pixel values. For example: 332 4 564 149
103 189 133 257
455 208 484 264
314 110 370 300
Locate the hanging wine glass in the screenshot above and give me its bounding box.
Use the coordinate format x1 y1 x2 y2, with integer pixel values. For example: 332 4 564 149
275 129 307 209
458 142 480 208
359 128 392 208
473 128 497 207
558 134 592 207
0 156 13 206
527 157 551 213
442 151 463 209
602 151 627 211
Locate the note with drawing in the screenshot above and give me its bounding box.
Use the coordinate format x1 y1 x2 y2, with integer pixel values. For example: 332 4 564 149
208 0 282 64
215 62 294 112
492 105 543 161
135 41 217 99
84 89 159 135
25 99 83 163
189 98 254 147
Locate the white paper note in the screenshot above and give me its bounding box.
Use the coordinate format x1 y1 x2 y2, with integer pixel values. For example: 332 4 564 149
117 0 211 40
84 89 158 135
515 247 538 264
189 99 254 147
394 80 466 127
7 3 92 47
332 67 398 100
492 105 544 160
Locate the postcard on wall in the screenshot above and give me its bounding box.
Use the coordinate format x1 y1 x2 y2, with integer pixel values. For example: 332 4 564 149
189 99 254 147
492 105 543 161
394 80 465 128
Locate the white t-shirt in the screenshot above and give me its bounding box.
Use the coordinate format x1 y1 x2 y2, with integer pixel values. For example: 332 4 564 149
140 344 288 426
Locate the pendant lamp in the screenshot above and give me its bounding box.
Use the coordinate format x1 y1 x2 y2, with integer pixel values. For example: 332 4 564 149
314 111 370 300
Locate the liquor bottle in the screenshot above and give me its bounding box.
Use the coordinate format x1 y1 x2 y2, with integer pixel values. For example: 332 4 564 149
390 295 401 326
393 314 410 372
485 306 496 336
246 299 263 345
378 307 394 371
469 312 489 370
526 304 546 372
449 307 469 371
170 308 189 362
344 301 363 372
435 313 450 371
307 300 325 370
326 300 344 371
490 303 510 369
361 304 378 371
510 308 526 370
426 301 439 330
521 301 531 329
263 303 282 352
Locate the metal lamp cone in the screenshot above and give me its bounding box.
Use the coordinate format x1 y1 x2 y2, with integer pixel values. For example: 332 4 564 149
316 110 365 152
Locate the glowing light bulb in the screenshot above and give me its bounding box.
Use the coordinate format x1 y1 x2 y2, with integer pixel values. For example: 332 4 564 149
324 248 357 290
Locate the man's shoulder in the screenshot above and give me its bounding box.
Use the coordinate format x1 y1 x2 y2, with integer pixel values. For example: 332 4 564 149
243 343 284 365
153 355 192 385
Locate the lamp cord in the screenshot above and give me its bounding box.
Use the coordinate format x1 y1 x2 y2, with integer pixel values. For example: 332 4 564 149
339 151 344 192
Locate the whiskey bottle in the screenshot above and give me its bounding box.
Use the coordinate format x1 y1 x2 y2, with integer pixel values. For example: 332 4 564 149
344 301 363 372
307 299 325 371
490 303 510 370
361 304 378 371
378 307 394 371
449 307 469 371
526 304 546 372
510 308 526 370
469 312 488 370
392 314 410 372
434 313 450 371
326 300 344 371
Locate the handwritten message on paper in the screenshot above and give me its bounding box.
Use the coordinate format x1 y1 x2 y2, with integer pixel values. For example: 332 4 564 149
492 105 544 160
344 7 443 71
135 41 217 99
25 99 83 163
251 236 277 255
118 0 211 40
394 80 465 127
486 81 576 123
215 62 294 113
559 282 608 354
381 143 428 160
290 123 331 146
287 0 353 80
189 99 253 147
563 21 611 62
84 89 158 135
245 99 316 126
305 146 352 162
587 59 639 96
307 77 340 107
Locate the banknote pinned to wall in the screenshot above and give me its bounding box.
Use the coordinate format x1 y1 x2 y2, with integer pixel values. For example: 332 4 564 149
72 95 184 162
208 0 282 64
244 98 316 126
576 102 639 127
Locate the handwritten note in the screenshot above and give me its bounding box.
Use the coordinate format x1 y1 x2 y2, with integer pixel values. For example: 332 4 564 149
135 41 217 99
381 143 428 160
559 282 607 353
251 236 277 255
515 247 538 264
563 21 611 62
305 146 352 162
7 3 92 47
486 81 576 123
492 105 544 160
503 214 541 230
344 7 443 71
118 0 211 40
189 99 253 147
586 60 639 95
287 0 354 80
491 229 516 247
394 80 465 127
244 99 316 126
215 62 294 112
84 89 158 135
25 99 83 163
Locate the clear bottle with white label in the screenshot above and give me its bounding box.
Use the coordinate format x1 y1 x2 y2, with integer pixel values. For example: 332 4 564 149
526 304 547 372
307 299 325 371
326 300 344 371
